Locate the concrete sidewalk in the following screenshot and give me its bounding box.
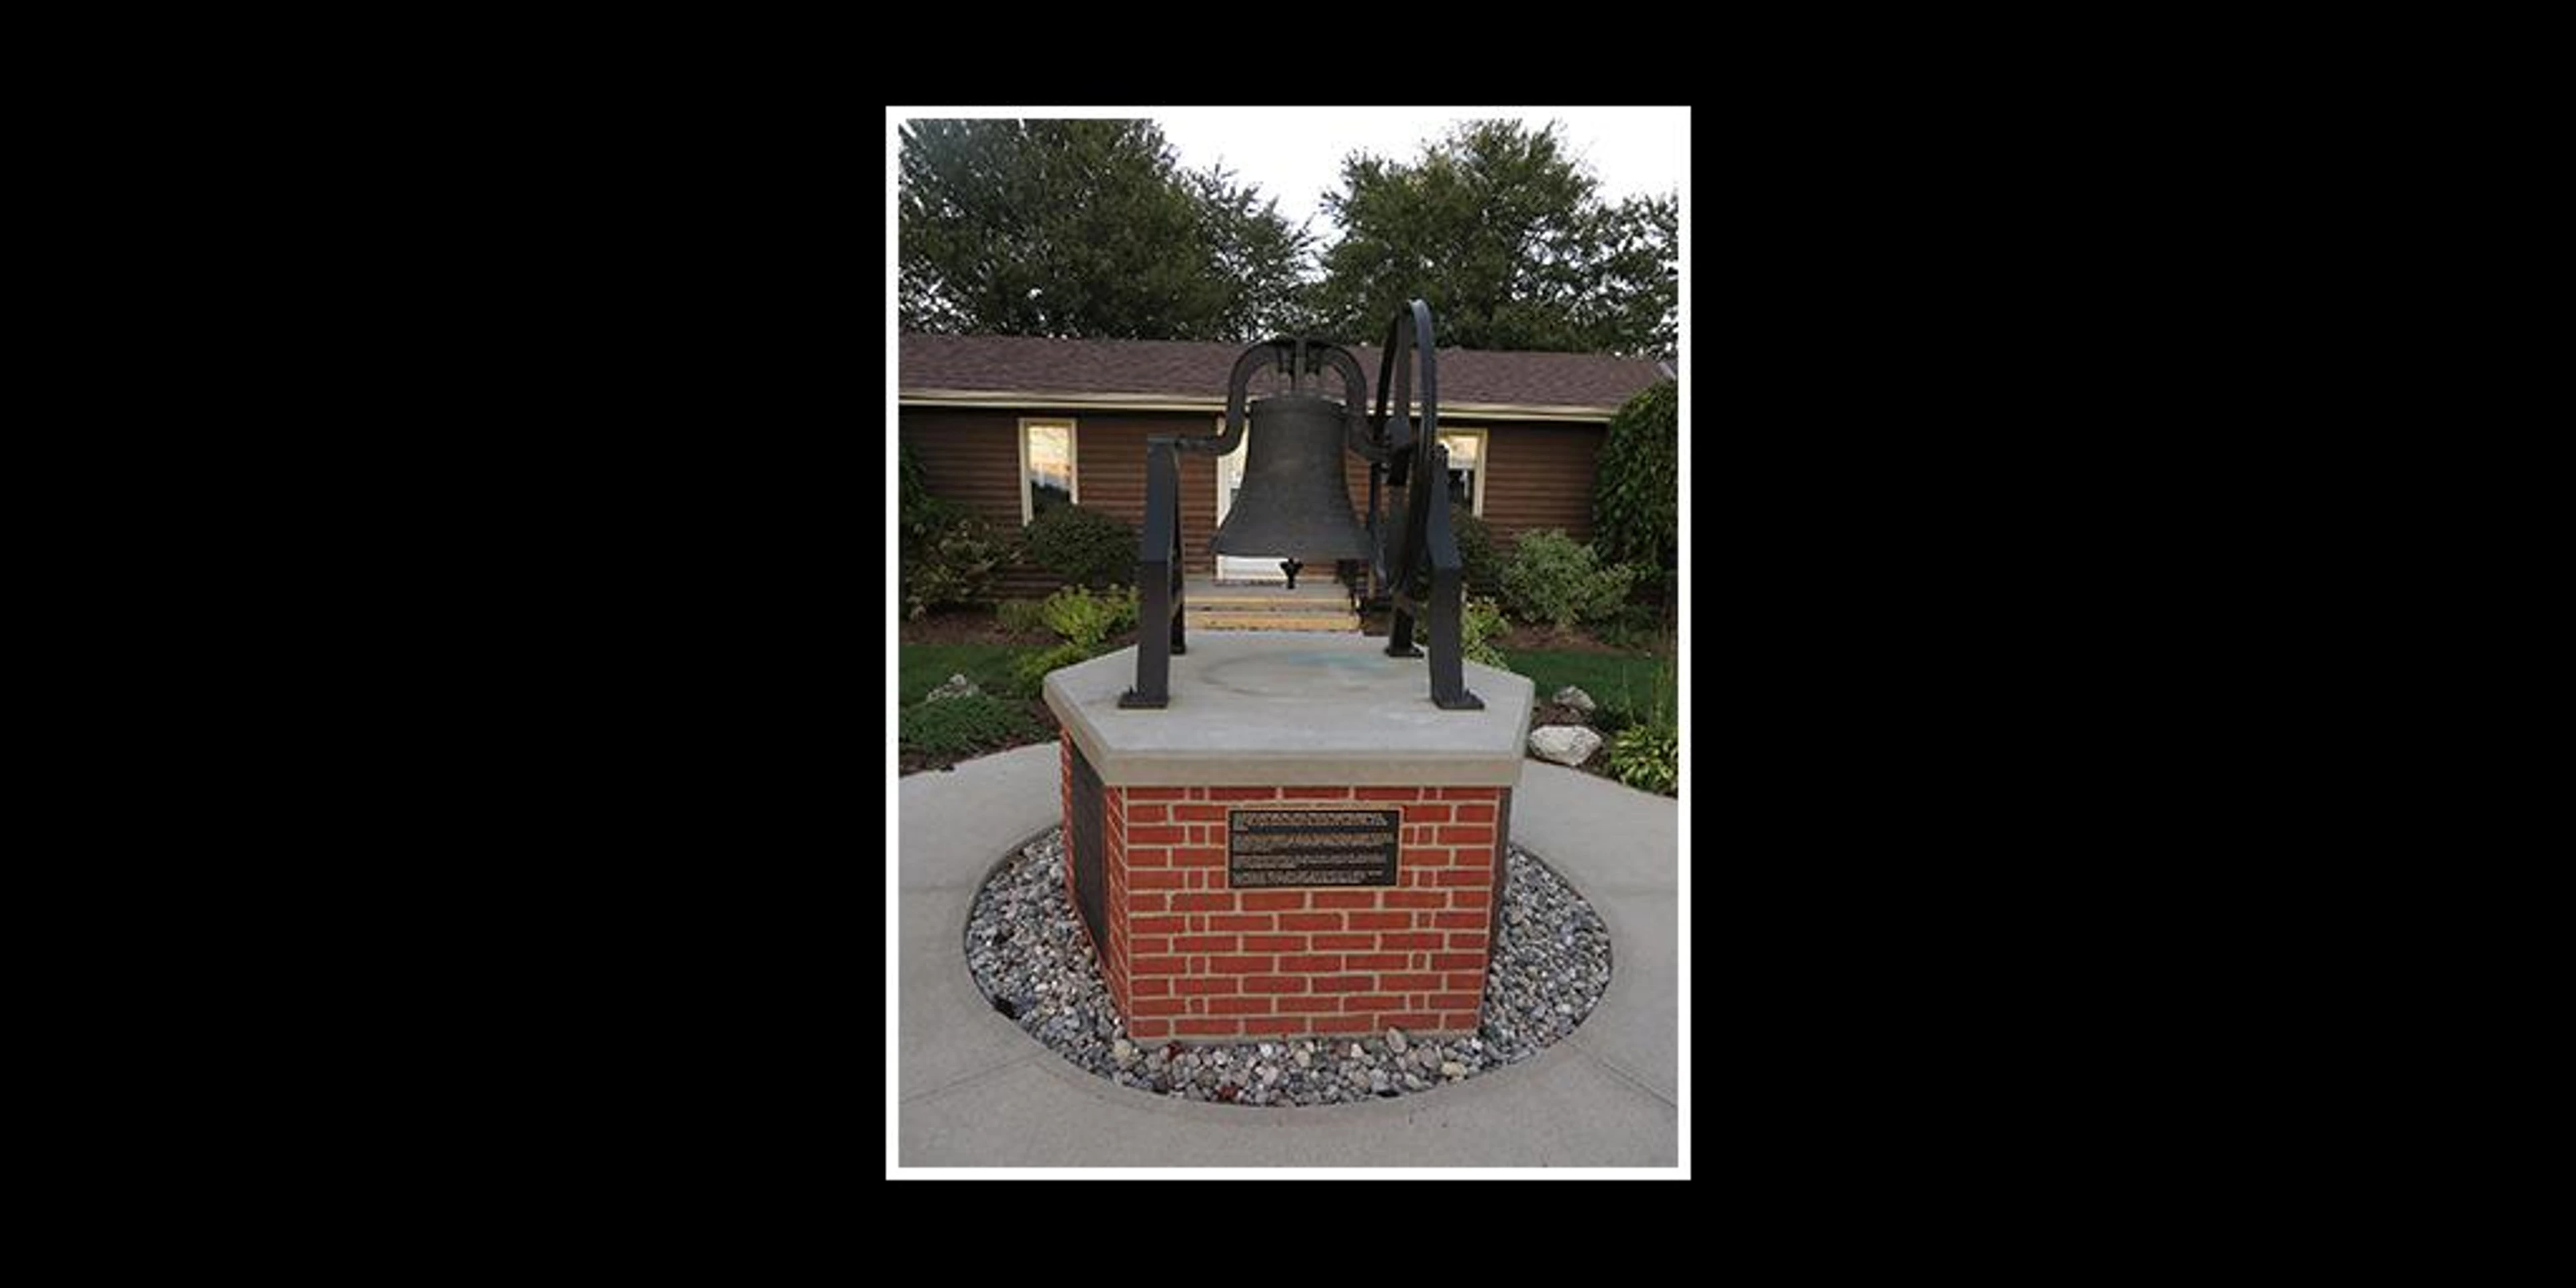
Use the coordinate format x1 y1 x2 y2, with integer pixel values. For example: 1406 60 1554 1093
898 743 1678 1167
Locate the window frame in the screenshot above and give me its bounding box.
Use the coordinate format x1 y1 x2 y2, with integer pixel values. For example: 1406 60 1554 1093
1016 417 1079 525
1437 427 1489 517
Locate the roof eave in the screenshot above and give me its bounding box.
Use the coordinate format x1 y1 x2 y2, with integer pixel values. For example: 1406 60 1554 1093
898 388 1624 423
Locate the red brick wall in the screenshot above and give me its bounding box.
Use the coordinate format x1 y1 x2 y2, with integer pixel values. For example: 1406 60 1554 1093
1104 782 1130 1016
1063 781 1497 1044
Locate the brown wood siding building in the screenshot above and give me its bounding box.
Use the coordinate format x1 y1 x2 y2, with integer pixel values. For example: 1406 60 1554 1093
900 333 1665 602
902 406 1607 598
901 408 1222 597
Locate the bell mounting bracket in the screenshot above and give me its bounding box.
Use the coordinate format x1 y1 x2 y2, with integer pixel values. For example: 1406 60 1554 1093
1120 302 1479 712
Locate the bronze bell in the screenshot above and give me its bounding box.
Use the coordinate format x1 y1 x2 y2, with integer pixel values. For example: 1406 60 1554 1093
1211 392 1376 562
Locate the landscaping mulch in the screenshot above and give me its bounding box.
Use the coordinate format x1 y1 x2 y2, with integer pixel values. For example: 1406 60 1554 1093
1496 622 1670 654
900 610 1044 646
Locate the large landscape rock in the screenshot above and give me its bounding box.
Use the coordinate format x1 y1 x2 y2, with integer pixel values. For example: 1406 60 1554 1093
1527 724 1603 766
1551 686 1598 717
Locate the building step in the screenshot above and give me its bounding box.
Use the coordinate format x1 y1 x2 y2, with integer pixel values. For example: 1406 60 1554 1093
1189 591 1356 610
1184 598 1357 616
1189 582 1354 606
1186 610 1360 632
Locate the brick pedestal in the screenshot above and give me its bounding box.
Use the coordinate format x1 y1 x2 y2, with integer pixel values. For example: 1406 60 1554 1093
1058 737 1509 1041
1042 633 1532 1045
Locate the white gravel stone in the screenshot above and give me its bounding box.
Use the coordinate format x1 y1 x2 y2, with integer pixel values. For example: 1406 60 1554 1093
964 828 1610 1108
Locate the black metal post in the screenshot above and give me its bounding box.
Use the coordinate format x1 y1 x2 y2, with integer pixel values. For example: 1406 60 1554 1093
1384 451 1425 658
1370 299 1479 709
1167 441 1187 661
1120 439 1183 708
1419 448 1482 710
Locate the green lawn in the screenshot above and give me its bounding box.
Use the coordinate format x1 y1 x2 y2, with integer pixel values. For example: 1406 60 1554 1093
1507 649 1674 724
898 643 1039 704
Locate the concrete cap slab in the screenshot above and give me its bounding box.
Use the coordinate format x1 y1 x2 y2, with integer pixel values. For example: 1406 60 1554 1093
1044 632 1533 786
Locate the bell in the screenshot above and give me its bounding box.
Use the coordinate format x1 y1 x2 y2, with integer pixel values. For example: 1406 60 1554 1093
1212 392 1376 562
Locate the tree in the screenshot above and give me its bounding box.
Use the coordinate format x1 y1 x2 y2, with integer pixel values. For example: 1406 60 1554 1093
1592 378 1678 592
1185 164 1322 340
1308 121 1675 355
900 119 1313 341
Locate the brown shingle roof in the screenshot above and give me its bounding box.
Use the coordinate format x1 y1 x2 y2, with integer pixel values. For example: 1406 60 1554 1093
900 333 1666 416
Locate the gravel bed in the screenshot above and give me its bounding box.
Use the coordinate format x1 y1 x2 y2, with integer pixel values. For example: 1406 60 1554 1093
963 829 1612 1107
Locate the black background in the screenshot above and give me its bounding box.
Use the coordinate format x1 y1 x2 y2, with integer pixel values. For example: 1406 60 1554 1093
303 72 2337 1199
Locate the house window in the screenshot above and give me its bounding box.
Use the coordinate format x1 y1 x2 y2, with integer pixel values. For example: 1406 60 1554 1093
1438 429 1487 517
1019 419 1077 523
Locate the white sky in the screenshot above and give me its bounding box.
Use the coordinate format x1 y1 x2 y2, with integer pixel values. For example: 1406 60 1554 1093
898 107 1688 238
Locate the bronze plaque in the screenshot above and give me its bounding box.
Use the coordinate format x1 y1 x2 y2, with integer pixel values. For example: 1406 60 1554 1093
1227 806 1400 888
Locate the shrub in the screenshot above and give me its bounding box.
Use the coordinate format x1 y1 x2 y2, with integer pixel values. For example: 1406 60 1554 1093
1453 512 1501 593
1038 584 1138 651
1010 641 1096 694
902 498 1016 620
1601 653 1677 794
1592 379 1676 595
1400 511 1498 602
1605 723 1677 796
1460 595 1509 669
994 598 1049 637
899 692 1036 755
1499 530 1641 629
1024 504 1136 589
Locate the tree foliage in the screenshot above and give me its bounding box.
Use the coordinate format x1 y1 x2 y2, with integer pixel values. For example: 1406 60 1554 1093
1309 121 1675 355
1592 378 1678 578
900 119 1313 341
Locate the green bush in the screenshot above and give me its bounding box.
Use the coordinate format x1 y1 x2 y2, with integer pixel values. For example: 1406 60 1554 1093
1003 586 1142 693
1461 595 1509 669
1011 641 1096 694
1454 512 1501 592
1592 379 1676 594
1601 652 1676 794
899 693 1036 755
1499 530 1641 629
994 598 1049 637
1038 584 1138 651
1024 504 1136 589
1399 511 1497 601
902 498 1016 620
1605 723 1677 796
